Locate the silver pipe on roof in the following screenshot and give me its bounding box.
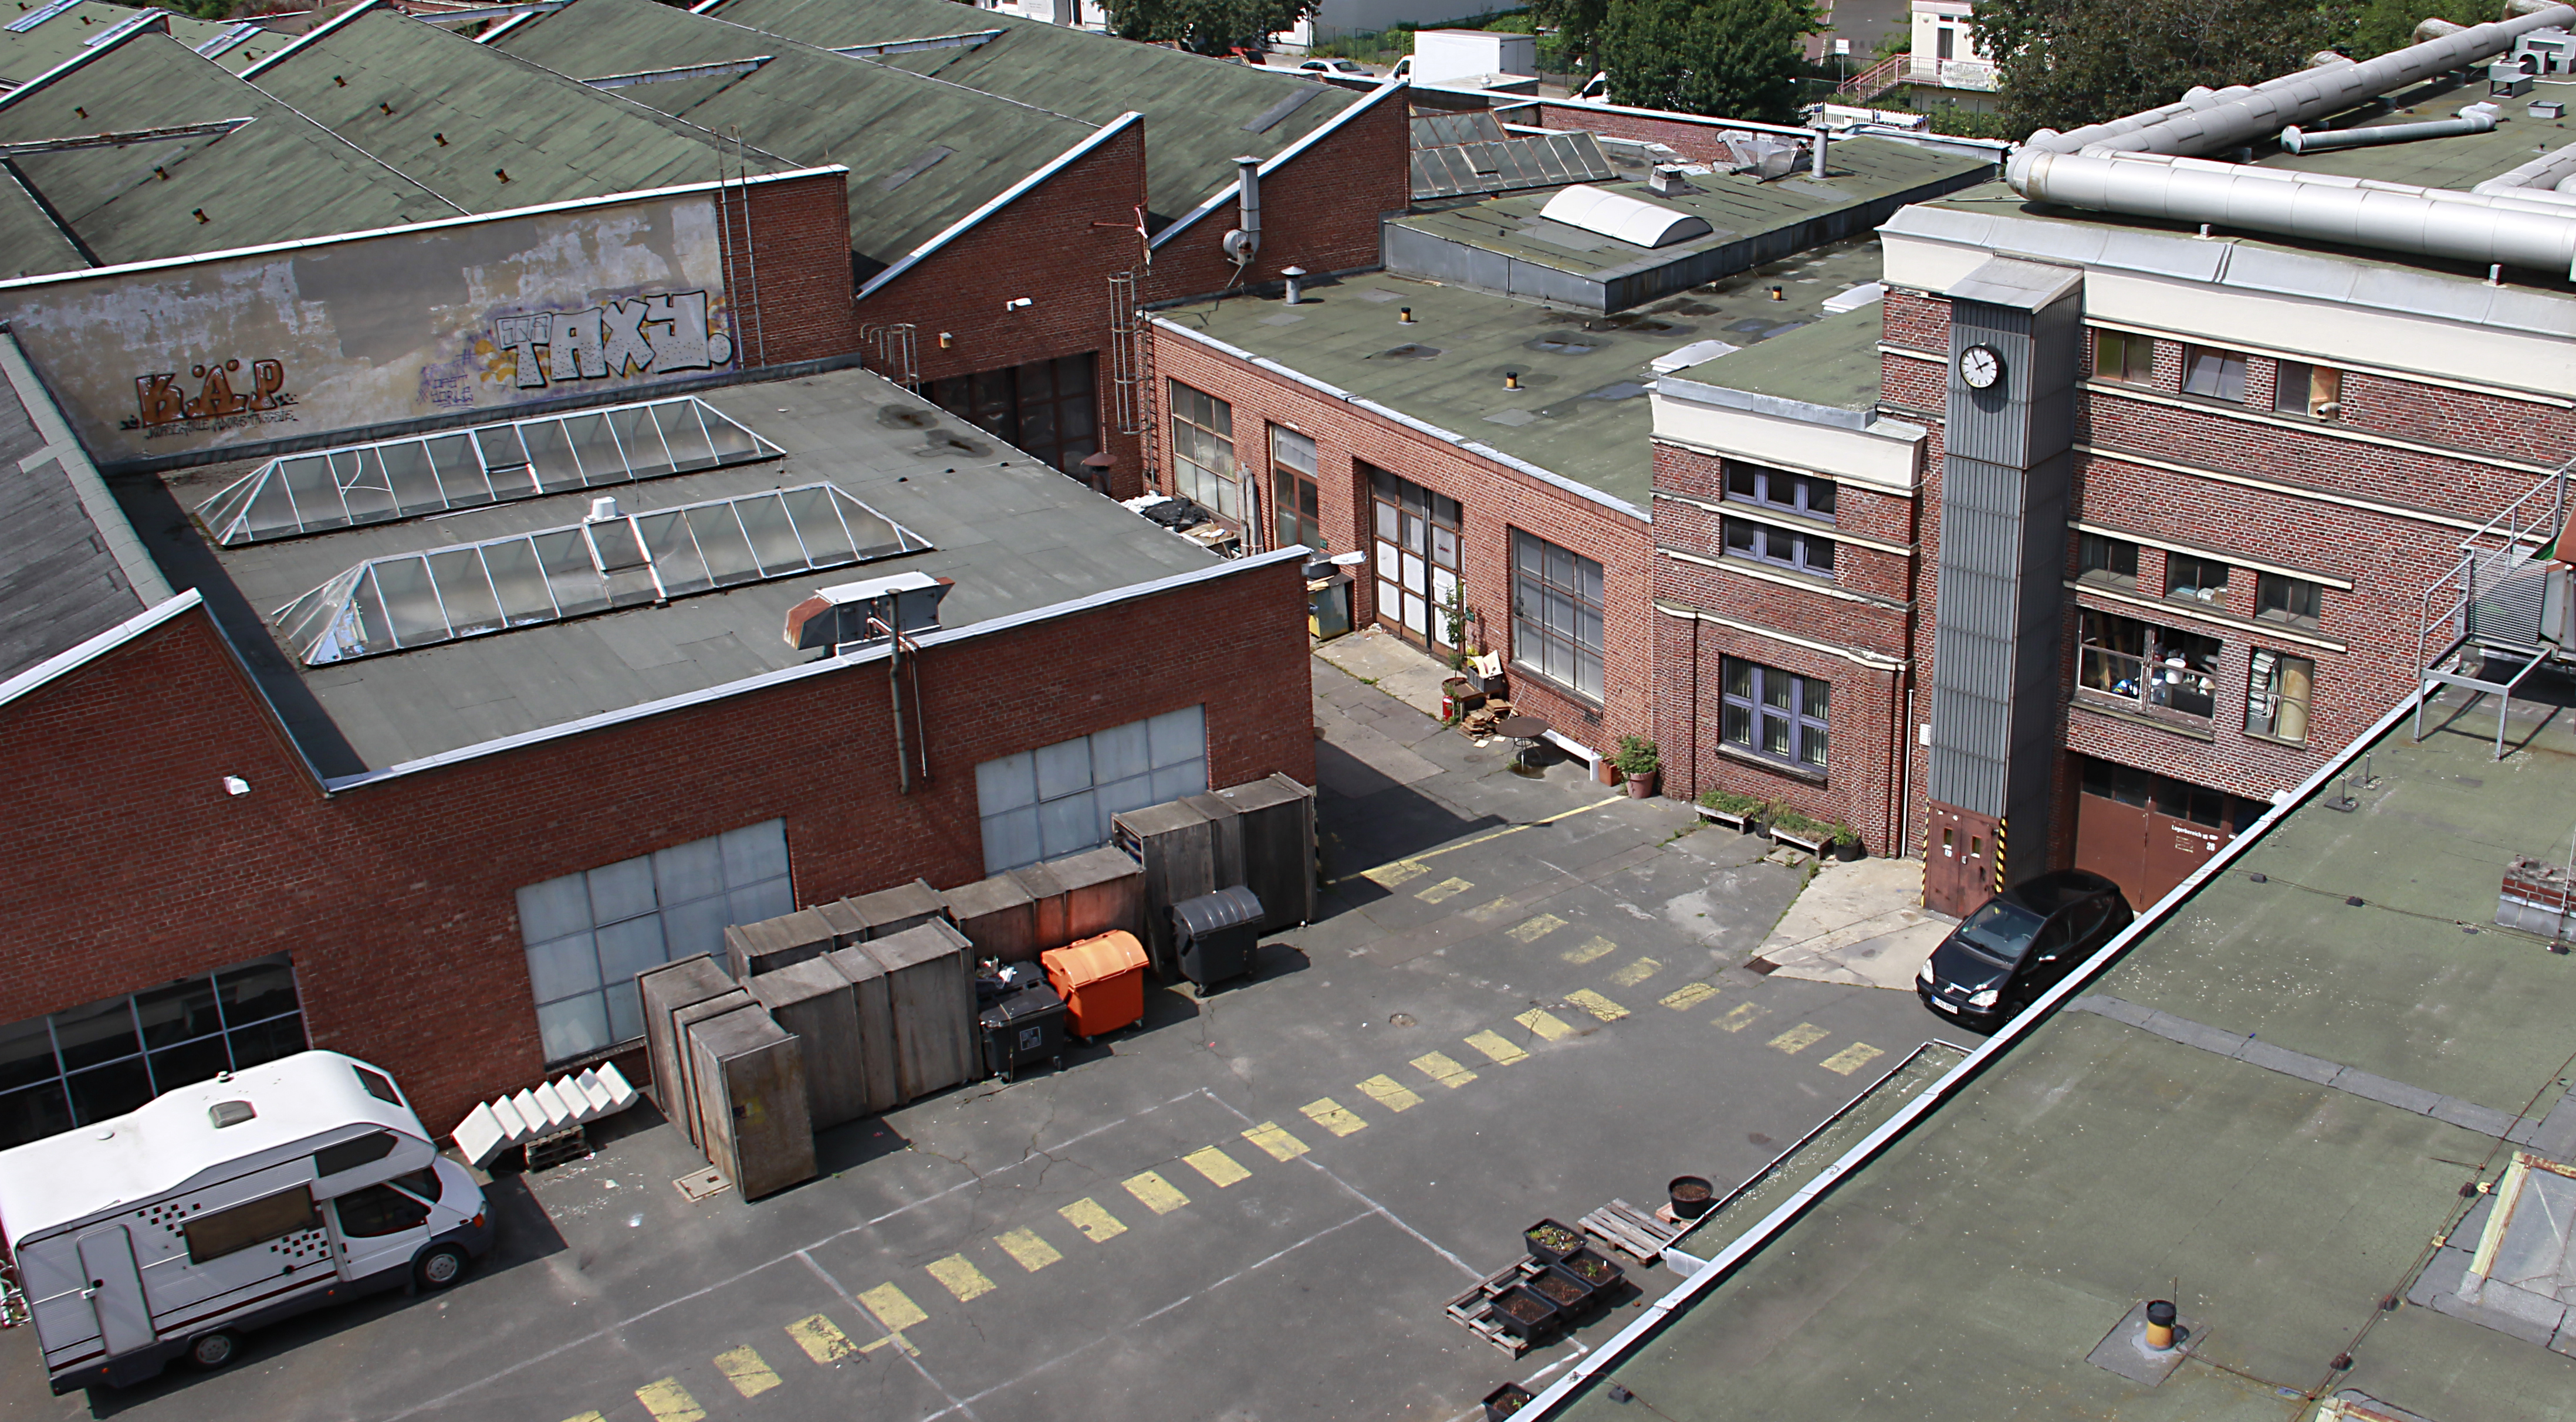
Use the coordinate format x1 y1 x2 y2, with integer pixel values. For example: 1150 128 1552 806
2024 3 2575 157
2476 140 2576 196
2280 104 2496 153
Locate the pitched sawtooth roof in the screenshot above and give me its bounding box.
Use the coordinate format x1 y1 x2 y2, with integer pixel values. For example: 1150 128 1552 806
0 331 164 680
0 1 265 90
698 0 1363 226
493 0 1098 269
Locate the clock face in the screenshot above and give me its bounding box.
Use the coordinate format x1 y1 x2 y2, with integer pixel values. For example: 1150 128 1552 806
1960 344 2003 390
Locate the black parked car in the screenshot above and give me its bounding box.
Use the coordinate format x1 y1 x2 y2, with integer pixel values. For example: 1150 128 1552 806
1916 869 2132 1031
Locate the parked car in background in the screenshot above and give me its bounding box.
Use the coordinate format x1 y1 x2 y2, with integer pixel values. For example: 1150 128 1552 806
1294 57 1371 76
1916 870 2132 1031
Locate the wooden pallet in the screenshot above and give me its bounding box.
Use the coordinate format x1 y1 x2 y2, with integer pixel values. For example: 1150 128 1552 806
524 1124 590 1170
1580 1198 1685 1265
1445 1257 1548 1357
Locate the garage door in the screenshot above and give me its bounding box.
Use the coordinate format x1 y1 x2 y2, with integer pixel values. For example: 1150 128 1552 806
2073 757 2264 912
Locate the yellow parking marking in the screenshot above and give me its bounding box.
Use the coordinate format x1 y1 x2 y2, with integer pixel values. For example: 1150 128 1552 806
1661 982 1720 1010
1366 859 1430 887
1417 876 1473 903
1411 1051 1478 1088
1242 1120 1310 1160
858 1282 928 1333
1608 957 1662 987
1468 895 1517 919
1124 1170 1191 1214
1768 1022 1830 1055
995 1228 1063 1272
1509 913 1567 943
927 1254 996 1302
563 1414 607 1422
859 1332 917 1357
715 1346 782 1399
1516 1008 1575 1041
1562 936 1618 964
1716 1003 1770 1032
635 1380 706 1422
1358 1074 1424 1112
1466 1029 1528 1064
1184 1146 1253 1187
786 1314 857 1365
1819 1042 1888 1076
1060 1197 1127 1242
1302 1096 1370 1136
1567 989 1630 1022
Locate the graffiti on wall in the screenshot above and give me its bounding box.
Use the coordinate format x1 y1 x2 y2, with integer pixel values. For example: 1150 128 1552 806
492 290 735 391
124 358 297 438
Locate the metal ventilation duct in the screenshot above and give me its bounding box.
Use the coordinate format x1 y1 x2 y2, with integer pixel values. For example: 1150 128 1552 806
2280 104 2497 153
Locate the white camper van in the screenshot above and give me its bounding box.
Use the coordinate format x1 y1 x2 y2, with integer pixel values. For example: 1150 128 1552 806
0 1051 493 1393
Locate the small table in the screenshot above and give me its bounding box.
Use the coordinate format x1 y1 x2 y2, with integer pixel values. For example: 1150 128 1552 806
1496 715 1550 771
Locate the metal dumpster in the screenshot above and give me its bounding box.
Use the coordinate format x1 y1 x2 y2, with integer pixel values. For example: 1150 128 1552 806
1041 931 1148 1040
979 985 1069 1082
1170 885 1265 996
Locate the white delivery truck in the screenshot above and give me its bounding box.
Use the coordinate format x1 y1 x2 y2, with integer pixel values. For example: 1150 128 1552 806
0 1050 493 1393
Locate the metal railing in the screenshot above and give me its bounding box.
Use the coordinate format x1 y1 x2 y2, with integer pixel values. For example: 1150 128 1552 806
1834 54 1999 104
2412 458 2575 756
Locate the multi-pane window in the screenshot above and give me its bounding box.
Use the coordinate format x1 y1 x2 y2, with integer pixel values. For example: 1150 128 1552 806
2078 532 2139 585
1723 517 1836 576
516 821 793 1065
2166 551 2229 605
1721 659 1829 770
0 955 306 1150
1724 462 1837 519
2095 330 2154 384
1270 426 1322 554
2273 361 2343 418
2181 345 2249 402
1374 466 1462 649
2256 571 2322 629
927 354 1098 475
2246 649 2315 743
2078 756 2267 832
1511 529 1604 700
1168 380 1240 521
975 706 1207 874
2078 610 2220 720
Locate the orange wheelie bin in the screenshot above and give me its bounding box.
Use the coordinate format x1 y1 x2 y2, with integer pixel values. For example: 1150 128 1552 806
1042 931 1149 1040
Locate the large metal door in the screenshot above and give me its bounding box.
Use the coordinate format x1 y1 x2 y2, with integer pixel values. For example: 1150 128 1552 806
75 1228 154 1356
1367 466 1460 649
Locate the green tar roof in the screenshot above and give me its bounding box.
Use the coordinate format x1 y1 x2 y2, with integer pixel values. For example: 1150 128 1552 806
1155 238 1889 511
0 1 263 89
496 0 1096 268
1549 688 2576 1421
701 0 1363 225
1671 302 1882 409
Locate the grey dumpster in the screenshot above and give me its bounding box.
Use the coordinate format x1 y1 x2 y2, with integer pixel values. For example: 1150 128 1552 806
1170 885 1265 996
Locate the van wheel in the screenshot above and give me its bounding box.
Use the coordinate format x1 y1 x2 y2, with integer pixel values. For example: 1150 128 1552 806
414 1244 469 1291
188 1330 241 1370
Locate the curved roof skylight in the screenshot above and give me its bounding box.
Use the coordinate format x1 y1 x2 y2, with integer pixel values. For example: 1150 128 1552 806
198 396 783 546
272 483 929 666
1537 184 1714 249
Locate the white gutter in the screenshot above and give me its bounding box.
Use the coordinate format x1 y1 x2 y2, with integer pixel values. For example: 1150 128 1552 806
857 113 1138 300
239 0 392 79
1151 316 1649 523
474 8 542 44
0 333 170 602
1150 79 1409 251
0 590 201 712
315 547 1309 792
1520 685 2429 1417
0 7 166 113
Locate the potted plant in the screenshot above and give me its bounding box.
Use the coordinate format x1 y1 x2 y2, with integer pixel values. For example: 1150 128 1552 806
1829 822 1865 861
1767 807 1837 857
1696 788 1766 832
1613 734 1659 798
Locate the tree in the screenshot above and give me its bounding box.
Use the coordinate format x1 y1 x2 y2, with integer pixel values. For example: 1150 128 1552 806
2344 0 2444 56
1974 0 2338 137
1100 0 1319 54
1527 0 1612 73
1597 0 1816 123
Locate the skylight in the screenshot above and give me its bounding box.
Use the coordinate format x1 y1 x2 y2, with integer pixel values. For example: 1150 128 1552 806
197 397 782 546
1537 185 1714 249
271 483 929 666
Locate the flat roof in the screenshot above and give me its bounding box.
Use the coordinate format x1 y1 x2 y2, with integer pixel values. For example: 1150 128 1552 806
1547 685 2576 1419
1155 238 1890 509
147 367 1221 776
1672 302 1882 409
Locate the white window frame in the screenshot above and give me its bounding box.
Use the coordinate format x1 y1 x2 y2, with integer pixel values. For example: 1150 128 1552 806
975 706 1206 873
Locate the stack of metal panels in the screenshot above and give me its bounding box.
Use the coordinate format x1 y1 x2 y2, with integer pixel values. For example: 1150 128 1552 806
863 919 981 1101
1411 130 1620 200
1114 801 1218 977
853 879 948 939
724 906 837 980
668 988 755 1149
749 957 871 1130
1050 846 1145 943
823 944 905 1115
942 875 1040 962
1215 773 1318 933
1010 859 1071 947
686 1005 816 1199
638 956 736 1131
1182 793 1246 890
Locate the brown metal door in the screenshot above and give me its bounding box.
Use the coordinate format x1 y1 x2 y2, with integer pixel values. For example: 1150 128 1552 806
2144 814 2225 905
2074 790 2153 913
1924 803 1997 917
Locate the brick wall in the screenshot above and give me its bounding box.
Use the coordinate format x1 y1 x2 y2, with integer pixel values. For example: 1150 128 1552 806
1522 103 1749 165
0 558 1313 1135
1145 93 1409 306
733 170 862 367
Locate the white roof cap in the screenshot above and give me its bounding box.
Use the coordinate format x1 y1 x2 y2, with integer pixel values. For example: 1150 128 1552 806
815 569 944 604
1538 184 1714 249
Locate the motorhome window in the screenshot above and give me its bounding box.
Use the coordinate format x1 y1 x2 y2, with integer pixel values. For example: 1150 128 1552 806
314 1131 398 1176
388 1167 442 1204
332 1183 431 1238
186 1186 319 1264
353 1065 401 1106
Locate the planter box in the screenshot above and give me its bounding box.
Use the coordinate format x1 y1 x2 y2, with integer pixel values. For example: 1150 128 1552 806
1557 1246 1622 1289
1693 804 1761 834
1772 825 1832 858
1489 1284 1559 1340
1524 1218 1585 1264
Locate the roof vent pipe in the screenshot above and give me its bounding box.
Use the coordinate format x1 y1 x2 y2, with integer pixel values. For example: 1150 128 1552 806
2280 104 2499 152
1223 154 1260 263
1281 265 1306 304
587 496 621 522
1811 125 1829 177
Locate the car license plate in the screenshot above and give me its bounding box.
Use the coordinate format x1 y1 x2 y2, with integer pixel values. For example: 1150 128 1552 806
1931 998 1958 1013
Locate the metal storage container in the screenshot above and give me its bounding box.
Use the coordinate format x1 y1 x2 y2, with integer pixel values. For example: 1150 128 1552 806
854 878 949 940
1009 860 1070 949
1052 845 1146 943
1041 931 1148 1040
666 987 755 1149
1182 793 1246 889
1216 773 1317 932
749 957 869 1130
724 906 837 980
637 956 736 1129
942 876 1040 963
1113 801 1216 979
978 985 1068 1082
1171 886 1265 994
685 1005 816 1199
822 945 904 1115
862 919 981 1101
816 898 871 948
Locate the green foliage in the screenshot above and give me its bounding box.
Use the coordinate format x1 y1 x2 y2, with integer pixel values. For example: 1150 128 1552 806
2343 0 2443 56
1613 734 1661 777
1527 0 1610 69
1973 0 2337 138
1103 0 1321 55
1598 0 1817 123
1868 101 2027 140
1697 788 1765 817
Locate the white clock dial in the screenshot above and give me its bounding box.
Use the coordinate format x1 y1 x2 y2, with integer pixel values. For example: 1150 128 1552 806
1960 344 2002 390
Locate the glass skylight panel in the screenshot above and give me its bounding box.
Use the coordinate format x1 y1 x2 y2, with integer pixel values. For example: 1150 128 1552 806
198 397 783 546
272 483 931 666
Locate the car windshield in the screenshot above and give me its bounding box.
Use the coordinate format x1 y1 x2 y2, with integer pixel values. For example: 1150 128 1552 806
1955 898 2046 965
